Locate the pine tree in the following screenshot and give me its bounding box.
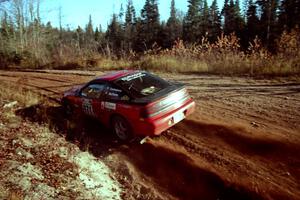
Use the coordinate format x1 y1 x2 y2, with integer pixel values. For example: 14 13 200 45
234 0 244 26
119 3 124 21
242 0 249 20
233 0 245 36
228 0 236 34
222 0 230 34
246 0 259 41
209 0 221 41
76 26 85 49
222 0 244 35
279 0 300 31
140 0 161 49
199 0 210 37
106 13 124 54
256 0 279 48
183 0 202 42
133 17 144 51
94 27 100 42
125 0 136 27
85 15 94 41
165 0 182 47
124 0 136 51
94 24 106 53
169 0 176 22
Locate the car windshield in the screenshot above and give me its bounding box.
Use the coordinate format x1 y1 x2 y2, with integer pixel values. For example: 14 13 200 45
115 72 170 98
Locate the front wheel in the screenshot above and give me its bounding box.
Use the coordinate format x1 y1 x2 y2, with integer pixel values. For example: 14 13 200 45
62 99 73 117
111 116 133 141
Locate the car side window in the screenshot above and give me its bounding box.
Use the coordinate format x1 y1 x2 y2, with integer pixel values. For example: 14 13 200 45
106 85 130 101
81 83 106 99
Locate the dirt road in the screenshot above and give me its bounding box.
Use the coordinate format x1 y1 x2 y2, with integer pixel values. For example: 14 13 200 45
0 70 299 199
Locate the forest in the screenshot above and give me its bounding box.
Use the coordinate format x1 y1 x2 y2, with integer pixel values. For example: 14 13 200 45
0 0 299 75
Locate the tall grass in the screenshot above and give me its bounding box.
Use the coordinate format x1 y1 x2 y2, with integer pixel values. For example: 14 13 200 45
136 55 209 73
89 28 299 76
135 30 300 75
2 28 300 76
0 82 42 107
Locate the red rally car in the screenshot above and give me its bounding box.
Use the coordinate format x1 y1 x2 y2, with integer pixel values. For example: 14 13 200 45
62 70 195 140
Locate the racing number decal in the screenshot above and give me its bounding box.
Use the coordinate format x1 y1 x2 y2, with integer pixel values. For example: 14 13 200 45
82 99 95 116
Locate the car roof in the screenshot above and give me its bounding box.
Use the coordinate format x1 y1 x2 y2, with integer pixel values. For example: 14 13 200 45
95 70 141 82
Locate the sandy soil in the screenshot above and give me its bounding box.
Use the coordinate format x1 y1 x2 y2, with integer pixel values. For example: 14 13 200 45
0 70 299 200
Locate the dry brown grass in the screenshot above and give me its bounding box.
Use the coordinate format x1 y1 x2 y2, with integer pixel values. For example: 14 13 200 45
121 28 296 75
0 81 44 127
138 30 300 75
136 55 209 73
0 82 42 107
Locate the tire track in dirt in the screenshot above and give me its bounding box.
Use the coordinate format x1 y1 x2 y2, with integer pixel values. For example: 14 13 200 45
211 98 294 126
195 95 300 139
161 120 300 200
0 71 91 102
196 101 275 130
118 140 264 200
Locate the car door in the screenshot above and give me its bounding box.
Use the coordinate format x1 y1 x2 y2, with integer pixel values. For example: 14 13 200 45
101 84 133 121
79 82 107 120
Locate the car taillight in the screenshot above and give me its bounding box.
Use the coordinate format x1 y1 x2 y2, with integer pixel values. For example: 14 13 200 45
140 88 190 119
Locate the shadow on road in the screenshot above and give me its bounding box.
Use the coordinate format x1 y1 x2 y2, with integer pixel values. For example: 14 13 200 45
15 103 122 157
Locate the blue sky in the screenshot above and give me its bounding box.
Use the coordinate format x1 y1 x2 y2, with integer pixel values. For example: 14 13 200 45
40 0 224 30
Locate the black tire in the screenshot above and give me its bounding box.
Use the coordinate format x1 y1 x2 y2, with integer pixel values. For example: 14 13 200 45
111 115 133 141
62 99 73 117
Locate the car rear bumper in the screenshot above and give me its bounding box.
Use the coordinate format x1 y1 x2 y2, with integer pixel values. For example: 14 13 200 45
134 99 195 136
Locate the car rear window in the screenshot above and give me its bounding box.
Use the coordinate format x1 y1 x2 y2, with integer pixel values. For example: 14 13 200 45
115 72 170 98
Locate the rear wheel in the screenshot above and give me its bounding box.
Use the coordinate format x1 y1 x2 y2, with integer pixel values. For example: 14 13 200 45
111 115 133 141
